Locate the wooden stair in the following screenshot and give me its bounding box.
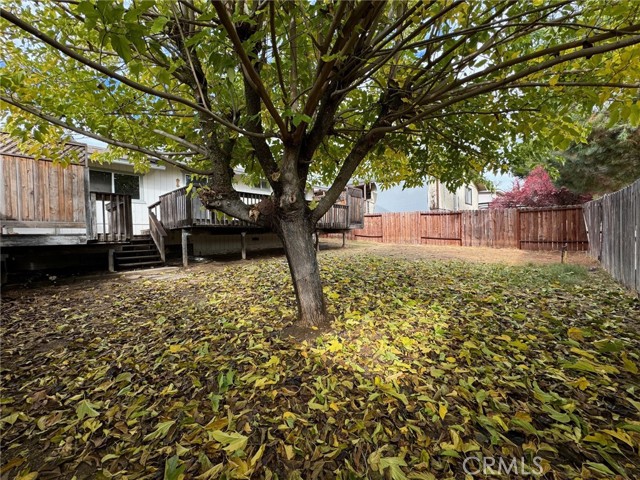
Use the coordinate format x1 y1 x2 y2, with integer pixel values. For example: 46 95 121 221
115 236 164 270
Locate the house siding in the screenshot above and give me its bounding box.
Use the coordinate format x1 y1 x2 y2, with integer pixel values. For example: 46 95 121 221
89 162 185 235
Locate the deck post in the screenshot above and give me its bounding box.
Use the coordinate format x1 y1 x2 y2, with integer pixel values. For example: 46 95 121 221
342 231 346 247
182 229 189 267
83 148 94 240
241 232 247 260
108 249 115 273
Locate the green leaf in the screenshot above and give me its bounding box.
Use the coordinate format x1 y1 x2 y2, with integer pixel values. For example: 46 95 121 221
110 34 132 63
584 462 615 475
379 456 408 480
292 113 312 127
164 455 185 480
144 420 176 441
150 16 169 34
510 418 538 436
210 430 248 453
76 399 100 420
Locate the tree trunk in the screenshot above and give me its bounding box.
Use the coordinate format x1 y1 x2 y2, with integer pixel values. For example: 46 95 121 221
276 212 328 327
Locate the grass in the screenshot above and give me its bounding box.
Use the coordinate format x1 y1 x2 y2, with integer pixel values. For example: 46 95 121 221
1 254 639 479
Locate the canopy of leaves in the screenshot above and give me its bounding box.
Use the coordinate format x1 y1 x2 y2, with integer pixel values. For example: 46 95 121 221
1 1 640 195
557 121 640 195
491 166 591 208
509 117 640 195
2 252 639 478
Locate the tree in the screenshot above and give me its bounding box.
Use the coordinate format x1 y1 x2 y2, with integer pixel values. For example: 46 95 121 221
490 165 590 208
557 120 640 195
1 1 639 326
506 117 640 195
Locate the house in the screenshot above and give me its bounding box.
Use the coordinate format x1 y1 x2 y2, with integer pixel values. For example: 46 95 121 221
427 178 479 212
0 134 364 278
372 178 481 213
477 185 504 209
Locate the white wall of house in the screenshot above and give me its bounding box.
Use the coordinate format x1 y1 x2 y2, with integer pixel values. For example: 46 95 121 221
428 179 479 211
89 160 274 235
89 161 185 235
478 189 503 209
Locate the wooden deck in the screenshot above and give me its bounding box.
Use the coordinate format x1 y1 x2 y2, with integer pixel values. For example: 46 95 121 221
1 149 134 245
2 134 365 250
150 186 364 232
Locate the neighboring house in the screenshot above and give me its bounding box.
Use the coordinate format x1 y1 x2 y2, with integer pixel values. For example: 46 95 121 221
0 135 364 277
372 178 480 213
477 184 504 209
349 182 377 214
428 178 479 212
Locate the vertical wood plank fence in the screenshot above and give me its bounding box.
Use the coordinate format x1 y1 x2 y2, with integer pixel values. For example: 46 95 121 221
583 180 639 293
1 154 87 227
345 206 588 251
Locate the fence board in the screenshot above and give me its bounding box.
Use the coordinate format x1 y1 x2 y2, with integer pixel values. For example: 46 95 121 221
1 155 86 225
583 180 640 292
349 206 587 252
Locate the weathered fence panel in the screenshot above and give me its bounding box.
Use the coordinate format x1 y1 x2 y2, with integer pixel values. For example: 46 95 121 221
519 206 588 251
351 214 383 241
584 180 639 292
461 209 519 248
421 212 462 245
348 206 588 252
1 154 87 227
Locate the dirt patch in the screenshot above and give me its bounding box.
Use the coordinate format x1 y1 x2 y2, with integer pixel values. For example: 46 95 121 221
319 238 598 266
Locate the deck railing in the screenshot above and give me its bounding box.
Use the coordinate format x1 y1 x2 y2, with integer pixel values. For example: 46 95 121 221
148 200 167 261
318 204 348 229
155 187 355 231
191 191 266 227
89 192 133 242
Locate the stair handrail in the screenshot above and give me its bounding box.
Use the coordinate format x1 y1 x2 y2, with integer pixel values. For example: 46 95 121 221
148 202 167 262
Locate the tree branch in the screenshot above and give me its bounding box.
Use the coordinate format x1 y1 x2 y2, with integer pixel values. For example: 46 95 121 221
503 81 640 89
379 31 640 131
0 7 271 140
211 0 288 137
269 1 288 102
1 94 215 175
311 121 387 223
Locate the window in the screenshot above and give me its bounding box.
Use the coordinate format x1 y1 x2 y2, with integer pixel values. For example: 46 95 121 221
90 170 140 199
465 186 473 205
249 177 270 190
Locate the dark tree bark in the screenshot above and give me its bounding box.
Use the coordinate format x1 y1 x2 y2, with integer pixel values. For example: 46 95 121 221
274 211 328 327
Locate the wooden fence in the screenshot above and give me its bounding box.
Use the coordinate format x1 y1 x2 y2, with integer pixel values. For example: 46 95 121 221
345 206 588 251
1 154 87 228
583 180 639 292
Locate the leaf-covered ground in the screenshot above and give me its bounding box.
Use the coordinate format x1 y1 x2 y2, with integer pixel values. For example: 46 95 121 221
1 251 639 479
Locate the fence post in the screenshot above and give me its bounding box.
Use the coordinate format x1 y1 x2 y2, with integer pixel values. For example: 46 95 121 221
241 232 247 260
515 209 521 249
108 249 115 273
181 229 189 267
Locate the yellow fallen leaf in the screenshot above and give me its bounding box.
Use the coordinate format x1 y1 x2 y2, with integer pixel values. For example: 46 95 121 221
569 377 590 391
515 411 532 422
603 429 634 448
567 327 584 341
621 352 638 374
284 444 295 460
438 403 447 420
